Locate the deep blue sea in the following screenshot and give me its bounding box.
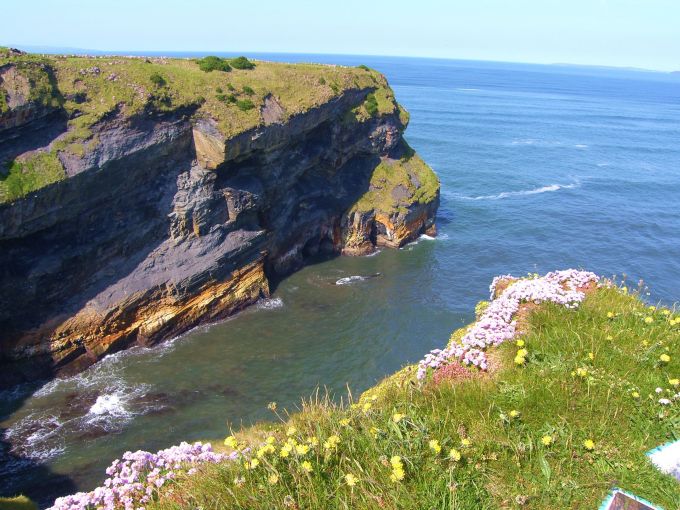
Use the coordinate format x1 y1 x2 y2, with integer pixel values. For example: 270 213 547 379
2 54 680 504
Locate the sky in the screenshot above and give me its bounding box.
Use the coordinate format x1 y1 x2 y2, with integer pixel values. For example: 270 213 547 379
3 0 679 71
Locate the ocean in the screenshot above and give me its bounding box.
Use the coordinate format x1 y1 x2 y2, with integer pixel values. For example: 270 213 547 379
1 54 679 505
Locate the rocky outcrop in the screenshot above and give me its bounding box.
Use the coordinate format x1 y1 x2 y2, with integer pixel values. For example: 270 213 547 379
0 56 439 387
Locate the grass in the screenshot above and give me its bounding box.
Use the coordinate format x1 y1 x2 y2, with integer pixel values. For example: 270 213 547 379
146 282 679 510
0 51 395 204
350 146 440 214
0 151 66 202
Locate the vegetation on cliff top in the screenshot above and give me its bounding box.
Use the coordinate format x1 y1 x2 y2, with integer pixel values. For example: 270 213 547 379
43 272 680 509
152 278 679 510
0 152 66 203
0 52 395 203
351 144 440 215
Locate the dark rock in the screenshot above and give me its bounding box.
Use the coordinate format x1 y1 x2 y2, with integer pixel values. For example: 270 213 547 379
0 84 439 387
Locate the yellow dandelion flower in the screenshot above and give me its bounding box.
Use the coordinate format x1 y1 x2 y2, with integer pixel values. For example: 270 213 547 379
268 473 279 485
660 354 671 363
266 436 276 445
588 352 594 360
631 391 640 399
517 348 528 357
516 339 525 347
286 426 297 436
606 335 613 341
307 436 319 447
576 367 588 378
449 448 462 461
662 309 670 316
429 439 442 454
344 473 358 487
224 435 238 449
642 340 649 346
295 444 310 456
390 455 403 468
541 435 553 446
301 460 313 473
248 458 259 469
649 306 656 311
509 410 520 419
514 355 526 365
339 418 350 427
607 312 614 318
669 378 679 387
461 438 471 448
323 435 340 451
362 402 372 412
389 471 404 482
644 316 653 324
279 443 293 458
583 439 595 451
392 413 406 423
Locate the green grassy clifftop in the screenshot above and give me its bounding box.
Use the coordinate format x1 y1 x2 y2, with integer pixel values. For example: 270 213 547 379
145 277 679 510
0 50 395 203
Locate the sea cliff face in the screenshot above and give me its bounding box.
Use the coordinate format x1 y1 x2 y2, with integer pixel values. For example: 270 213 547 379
0 51 439 386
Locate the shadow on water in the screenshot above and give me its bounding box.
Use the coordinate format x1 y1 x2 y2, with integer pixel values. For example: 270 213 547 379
0 383 77 509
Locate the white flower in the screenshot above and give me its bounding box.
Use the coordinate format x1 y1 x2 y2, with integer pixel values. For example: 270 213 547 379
659 398 671 405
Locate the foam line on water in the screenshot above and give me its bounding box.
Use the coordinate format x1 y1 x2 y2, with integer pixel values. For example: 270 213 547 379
452 180 581 201
335 275 368 285
256 297 284 310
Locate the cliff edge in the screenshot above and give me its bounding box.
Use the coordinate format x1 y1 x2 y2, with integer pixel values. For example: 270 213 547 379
0 50 439 386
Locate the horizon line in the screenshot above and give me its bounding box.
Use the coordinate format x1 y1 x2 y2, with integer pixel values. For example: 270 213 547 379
4 43 678 75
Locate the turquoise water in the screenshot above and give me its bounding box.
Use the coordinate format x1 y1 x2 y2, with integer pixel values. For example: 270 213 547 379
2 55 679 505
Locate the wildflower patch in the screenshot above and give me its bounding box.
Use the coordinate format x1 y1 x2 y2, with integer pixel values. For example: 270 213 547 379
417 269 600 380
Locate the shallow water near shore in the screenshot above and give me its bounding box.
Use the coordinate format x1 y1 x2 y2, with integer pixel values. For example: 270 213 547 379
2 54 680 504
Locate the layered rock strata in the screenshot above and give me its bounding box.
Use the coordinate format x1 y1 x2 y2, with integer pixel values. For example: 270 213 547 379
0 53 439 386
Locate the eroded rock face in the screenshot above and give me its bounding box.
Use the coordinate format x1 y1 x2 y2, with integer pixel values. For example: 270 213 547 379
0 85 439 387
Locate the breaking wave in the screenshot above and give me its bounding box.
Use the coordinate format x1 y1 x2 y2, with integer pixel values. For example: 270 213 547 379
453 181 581 201
256 297 284 310
335 275 369 285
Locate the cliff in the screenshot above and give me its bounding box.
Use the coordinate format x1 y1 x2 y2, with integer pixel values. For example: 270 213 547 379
0 50 439 386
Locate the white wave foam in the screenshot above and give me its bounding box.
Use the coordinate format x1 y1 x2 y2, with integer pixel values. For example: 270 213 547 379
3 414 65 461
419 234 436 241
574 144 589 149
510 138 564 147
454 181 580 201
335 275 367 285
511 138 538 146
596 162 610 167
88 394 126 416
256 297 284 310
364 249 382 257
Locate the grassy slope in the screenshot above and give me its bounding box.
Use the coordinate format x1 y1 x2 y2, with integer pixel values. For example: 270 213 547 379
0 50 388 203
149 284 679 510
350 147 440 215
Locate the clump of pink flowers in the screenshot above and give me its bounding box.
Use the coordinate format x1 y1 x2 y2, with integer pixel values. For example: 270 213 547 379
416 269 600 380
49 441 232 510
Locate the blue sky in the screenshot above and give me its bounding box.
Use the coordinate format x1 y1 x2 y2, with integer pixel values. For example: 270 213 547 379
4 0 679 71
